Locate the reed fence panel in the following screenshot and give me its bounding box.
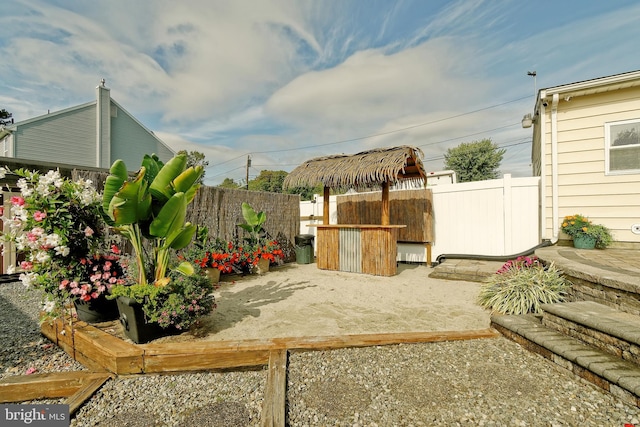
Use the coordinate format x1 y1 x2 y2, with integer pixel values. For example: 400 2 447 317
336 189 433 243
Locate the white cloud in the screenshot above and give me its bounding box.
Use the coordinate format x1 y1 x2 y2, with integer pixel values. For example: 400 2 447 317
265 37 491 135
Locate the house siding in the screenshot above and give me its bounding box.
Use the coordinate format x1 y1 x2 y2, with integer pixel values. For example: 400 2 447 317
110 104 174 168
14 105 97 167
541 85 640 244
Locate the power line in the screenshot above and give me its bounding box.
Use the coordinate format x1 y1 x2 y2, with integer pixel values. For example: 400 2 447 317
206 94 531 170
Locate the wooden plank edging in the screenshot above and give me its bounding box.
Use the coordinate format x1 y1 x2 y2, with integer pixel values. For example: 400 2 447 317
260 350 288 427
0 371 112 403
43 320 499 374
65 375 112 415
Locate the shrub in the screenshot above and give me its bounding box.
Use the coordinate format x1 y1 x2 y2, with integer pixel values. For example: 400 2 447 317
478 258 570 315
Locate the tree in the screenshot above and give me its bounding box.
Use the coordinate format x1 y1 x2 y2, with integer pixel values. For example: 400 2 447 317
443 138 505 182
177 150 209 184
248 170 288 193
286 184 324 201
0 109 13 126
217 177 241 189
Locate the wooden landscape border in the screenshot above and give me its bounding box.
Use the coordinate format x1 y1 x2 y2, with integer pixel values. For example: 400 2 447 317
32 319 499 426
40 318 499 375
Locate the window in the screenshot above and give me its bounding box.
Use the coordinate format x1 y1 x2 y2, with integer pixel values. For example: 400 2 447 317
605 119 640 174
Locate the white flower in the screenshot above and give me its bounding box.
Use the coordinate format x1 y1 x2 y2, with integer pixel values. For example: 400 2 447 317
54 245 70 257
19 271 37 287
42 299 56 313
42 233 61 248
7 265 15 274
34 250 50 263
16 178 33 197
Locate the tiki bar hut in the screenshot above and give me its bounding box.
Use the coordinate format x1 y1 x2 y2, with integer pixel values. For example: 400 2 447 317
283 145 427 276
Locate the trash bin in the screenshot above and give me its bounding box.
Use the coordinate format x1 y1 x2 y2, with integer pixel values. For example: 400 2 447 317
294 234 315 264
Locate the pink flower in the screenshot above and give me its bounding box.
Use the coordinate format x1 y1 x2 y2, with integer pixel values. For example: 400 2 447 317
111 245 120 254
20 261 33 270
25 367 37 375
84 226 94 237
0 206 3 216
33 211 47 221
10 196 25 206
59 279 70 290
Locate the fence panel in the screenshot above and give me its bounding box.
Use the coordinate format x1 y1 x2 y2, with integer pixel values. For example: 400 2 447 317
300 175 540 263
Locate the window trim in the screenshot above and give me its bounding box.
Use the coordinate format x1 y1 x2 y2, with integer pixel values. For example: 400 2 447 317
604 118 640 175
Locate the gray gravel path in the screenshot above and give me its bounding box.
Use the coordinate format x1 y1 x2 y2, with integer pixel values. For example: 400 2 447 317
3 280 640 426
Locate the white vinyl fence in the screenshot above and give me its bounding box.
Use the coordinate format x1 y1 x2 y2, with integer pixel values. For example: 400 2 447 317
299 174 541 264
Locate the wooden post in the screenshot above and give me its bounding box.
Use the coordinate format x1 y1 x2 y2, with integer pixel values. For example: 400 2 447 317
323 186 330 224
381 181 390 225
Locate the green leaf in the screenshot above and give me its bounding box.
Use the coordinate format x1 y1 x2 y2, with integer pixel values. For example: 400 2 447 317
173 166 203 193
148 192 187 238
174 261 195 276
141 154 163 185
102 159 129 214
166 223 197 250
149 154 187 201
108 169 152 225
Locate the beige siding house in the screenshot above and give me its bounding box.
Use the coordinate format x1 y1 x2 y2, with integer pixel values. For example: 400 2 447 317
531 70 640 247
0 80 175 170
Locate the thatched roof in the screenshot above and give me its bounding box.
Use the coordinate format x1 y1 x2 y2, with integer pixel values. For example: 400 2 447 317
283 145 427 190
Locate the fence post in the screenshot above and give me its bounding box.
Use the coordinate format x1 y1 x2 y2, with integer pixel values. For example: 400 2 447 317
503 174 512 255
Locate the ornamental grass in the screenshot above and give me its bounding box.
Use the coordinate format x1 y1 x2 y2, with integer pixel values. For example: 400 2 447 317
477 257 570 315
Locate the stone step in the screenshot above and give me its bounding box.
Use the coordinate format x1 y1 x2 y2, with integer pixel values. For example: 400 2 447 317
541 301 640 366
491 313 640 407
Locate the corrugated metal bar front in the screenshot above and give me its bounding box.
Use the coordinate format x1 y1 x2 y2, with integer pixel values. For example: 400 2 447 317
339 228 361 273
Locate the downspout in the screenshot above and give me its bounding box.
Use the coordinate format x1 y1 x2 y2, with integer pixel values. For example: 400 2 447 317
539 90 546 242
435 239 555 265
551 93 560 240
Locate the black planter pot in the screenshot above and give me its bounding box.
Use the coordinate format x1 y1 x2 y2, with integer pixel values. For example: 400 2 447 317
115 296 178 344
74 295 119 323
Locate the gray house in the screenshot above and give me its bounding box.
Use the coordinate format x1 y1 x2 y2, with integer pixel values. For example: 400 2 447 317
0 80 175 169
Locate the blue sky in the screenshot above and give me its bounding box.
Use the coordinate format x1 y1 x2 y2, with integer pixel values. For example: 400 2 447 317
2 1 640 186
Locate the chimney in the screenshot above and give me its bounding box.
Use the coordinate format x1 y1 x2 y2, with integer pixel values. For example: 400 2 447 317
96 79 111 168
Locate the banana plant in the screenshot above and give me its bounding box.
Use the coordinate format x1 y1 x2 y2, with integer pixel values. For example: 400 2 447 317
102 153 204 285
238 202 266 245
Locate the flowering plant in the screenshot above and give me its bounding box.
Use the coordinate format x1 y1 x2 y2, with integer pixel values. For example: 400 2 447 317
253 239 284 265
183 237 284 275
0 167 118 318
560 214 613 249
60 247 129 302
478 257 569 315
109 267 215 330
496 256 541 274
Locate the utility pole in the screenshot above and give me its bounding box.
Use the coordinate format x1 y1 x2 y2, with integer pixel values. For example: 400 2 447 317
527 71 537 97
245 155 251 190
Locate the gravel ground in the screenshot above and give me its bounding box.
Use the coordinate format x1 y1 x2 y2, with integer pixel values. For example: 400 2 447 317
3 280 640 426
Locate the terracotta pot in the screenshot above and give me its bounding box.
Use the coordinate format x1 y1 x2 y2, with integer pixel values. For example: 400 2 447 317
256 258 270 274
204 267 221 283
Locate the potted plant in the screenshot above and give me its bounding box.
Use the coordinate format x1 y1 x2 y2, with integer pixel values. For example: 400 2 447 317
180 227 229 283
560 214 613 249
102 153 215 343
237 202 274 273
251 238 285 274
0 167 122 323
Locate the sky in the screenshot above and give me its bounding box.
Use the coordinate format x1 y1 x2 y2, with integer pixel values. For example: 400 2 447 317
2 1 640 186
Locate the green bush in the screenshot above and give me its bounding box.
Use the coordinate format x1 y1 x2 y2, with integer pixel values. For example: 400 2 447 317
477 259 570 315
